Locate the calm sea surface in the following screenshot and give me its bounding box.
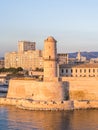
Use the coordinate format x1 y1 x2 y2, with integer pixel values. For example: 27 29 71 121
0 105 98 130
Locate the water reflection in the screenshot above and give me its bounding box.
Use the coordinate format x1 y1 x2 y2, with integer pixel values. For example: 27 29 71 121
0 106 98 130
7 107 72 130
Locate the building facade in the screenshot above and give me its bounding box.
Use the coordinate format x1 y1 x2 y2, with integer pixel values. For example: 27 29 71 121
60 63 98 77
5 40 43 70
18 41 36 53
0 58 4 68
57 53 68 64
5 50 43 70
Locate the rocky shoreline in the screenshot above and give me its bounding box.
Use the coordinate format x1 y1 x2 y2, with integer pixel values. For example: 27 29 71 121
0 98 98 111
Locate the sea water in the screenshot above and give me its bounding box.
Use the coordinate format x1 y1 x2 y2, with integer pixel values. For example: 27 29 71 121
0 105 98 130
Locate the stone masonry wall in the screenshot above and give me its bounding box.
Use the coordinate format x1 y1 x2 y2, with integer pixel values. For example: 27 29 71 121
62 77 98 100
7 79 66 101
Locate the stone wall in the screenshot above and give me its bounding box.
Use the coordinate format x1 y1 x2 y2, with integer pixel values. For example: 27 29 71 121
0 98 74 110
62 77 98 100
7 77 98 102
74 100 98 109
7 79 66 101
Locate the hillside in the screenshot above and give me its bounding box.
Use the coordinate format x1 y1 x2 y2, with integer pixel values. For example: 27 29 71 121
68 52 98 60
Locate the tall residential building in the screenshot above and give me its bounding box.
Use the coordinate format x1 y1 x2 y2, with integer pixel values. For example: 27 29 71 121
18 41 36 53
5 50 43 70
5 40 43 70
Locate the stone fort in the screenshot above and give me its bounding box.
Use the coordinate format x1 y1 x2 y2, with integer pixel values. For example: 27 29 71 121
7 36 98 101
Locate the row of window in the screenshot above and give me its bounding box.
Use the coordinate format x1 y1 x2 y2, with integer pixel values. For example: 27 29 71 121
61 68 98 73
75 69 96 73
65 75 97 77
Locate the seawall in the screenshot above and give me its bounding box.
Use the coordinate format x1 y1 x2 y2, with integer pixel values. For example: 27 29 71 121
4 77 98 110
0 98 74 110
1 98 98 110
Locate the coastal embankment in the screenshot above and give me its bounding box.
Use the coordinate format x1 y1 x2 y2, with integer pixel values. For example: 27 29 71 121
0 98 74 110
0 98 98 110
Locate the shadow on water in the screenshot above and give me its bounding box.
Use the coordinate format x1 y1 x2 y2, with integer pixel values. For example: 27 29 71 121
0 106 98 130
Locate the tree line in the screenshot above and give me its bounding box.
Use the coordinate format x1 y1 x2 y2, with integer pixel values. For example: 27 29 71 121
0 67 23 74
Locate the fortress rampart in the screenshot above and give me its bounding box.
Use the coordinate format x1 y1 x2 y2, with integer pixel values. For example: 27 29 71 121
7 77 98 101
62 77 98 100
7 78 66 101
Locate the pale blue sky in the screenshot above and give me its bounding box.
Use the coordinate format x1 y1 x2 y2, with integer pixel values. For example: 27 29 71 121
0 0 98 56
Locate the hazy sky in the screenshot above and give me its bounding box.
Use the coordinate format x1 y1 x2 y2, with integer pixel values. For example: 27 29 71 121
0 0 98 56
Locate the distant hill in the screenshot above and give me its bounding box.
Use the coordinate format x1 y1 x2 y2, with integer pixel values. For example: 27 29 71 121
68 52 98 60
0 57 4 60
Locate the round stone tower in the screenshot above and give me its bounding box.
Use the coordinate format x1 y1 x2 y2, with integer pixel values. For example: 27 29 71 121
44 36 57 81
